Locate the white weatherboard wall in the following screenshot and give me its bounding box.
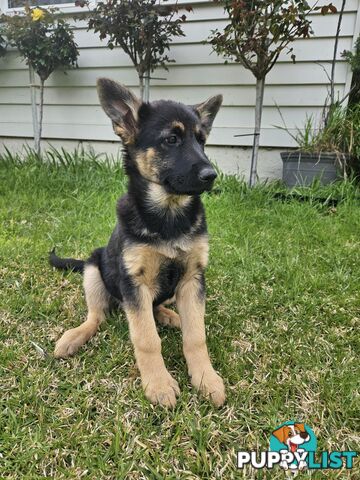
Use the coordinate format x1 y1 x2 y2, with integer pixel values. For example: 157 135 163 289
0 0 359 179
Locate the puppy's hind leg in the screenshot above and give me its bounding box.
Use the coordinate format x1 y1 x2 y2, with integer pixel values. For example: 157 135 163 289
54 264 109 358
154 304 181 329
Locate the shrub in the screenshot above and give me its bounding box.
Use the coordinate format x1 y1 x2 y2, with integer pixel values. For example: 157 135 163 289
87 0 188 100
342 35 360 106
0 26 6 57
1 6 79 153
208 0 335 186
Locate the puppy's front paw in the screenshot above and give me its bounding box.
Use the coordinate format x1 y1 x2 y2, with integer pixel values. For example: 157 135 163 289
54 328 86 358
142 370 180 408
190 367 226 407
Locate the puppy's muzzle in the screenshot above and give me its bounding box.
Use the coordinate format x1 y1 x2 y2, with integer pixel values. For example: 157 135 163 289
198 167 217 184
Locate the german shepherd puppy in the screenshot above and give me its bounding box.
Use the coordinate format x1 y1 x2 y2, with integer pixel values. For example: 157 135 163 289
50 78 225 407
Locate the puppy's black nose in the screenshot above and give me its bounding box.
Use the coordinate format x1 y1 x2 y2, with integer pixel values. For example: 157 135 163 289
199 168 217 183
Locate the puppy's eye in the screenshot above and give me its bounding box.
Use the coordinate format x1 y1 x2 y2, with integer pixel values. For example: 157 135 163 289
165 135 178 145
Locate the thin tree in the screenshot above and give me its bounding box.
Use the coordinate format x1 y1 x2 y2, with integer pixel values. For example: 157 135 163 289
2 6 79 154
87 0 190 101
330 0 346 107
209 1 336 186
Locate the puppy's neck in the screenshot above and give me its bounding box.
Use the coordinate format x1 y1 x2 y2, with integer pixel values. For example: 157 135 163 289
145 183 193 214
126 174 204 240
128 174 195 215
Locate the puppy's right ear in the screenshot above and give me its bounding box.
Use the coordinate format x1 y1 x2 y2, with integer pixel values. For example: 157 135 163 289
97 78 141 144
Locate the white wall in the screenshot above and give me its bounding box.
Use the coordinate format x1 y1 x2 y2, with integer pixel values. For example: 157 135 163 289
0 0 359 176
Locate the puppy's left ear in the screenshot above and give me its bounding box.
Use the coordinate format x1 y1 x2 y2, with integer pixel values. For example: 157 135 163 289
97 78 141 144
193 94 223 135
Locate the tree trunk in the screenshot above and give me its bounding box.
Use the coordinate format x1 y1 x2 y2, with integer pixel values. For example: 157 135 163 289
249 77 265 187
29 65 39 155
37 79 45 156
330 0 346 107
143 69 150 102
139 74 144 101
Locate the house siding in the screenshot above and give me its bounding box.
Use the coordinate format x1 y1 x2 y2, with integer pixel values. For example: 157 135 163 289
0 0 359 153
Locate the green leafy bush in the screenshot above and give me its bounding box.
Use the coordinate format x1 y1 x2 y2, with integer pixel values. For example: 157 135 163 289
278 104 360 165
207 0 335 186
342 36 360 76
347 104 360 161
1 6 79 153
342 35 360 105
0 27 6 57
2 6 78 82
87 0 187 99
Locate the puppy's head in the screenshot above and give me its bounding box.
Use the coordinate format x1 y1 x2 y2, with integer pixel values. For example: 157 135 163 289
272 423 310 452
97 78 222 195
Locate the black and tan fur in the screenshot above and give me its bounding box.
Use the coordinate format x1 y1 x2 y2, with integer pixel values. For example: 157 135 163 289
50 78 225 407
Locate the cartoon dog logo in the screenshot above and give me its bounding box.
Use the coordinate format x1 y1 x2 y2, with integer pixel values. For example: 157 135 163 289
272 423 310 453
272 423 311 471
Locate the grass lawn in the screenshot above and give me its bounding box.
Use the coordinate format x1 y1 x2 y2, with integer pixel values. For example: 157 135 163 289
0 153 359 479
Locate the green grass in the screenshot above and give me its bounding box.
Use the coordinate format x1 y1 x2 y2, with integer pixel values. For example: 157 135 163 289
0 152 359 479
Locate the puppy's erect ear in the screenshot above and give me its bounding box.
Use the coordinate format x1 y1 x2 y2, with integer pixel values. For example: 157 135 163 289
272 426 288 444
97 78 141 144
193 94 223 135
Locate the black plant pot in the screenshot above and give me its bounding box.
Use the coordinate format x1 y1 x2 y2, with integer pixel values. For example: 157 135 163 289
281 151 346 187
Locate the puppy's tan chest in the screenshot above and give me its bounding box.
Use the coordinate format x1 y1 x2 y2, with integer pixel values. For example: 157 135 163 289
123 235 209 291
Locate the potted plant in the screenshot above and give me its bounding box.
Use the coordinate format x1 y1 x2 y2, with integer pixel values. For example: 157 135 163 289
280 6 360 187
280 104 359 186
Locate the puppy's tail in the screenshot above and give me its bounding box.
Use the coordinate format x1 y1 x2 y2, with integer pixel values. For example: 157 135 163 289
49 248 85 274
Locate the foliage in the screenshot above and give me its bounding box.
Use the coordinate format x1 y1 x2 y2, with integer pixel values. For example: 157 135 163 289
207 1 336 186
208 0 338 186
87 0 188 89
342 35 360 74
342 35 360 105
208 0 322 80
1 6 79 154
0 25 6 57
347 104 360 160
1 6 79 81
277 104 360 159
